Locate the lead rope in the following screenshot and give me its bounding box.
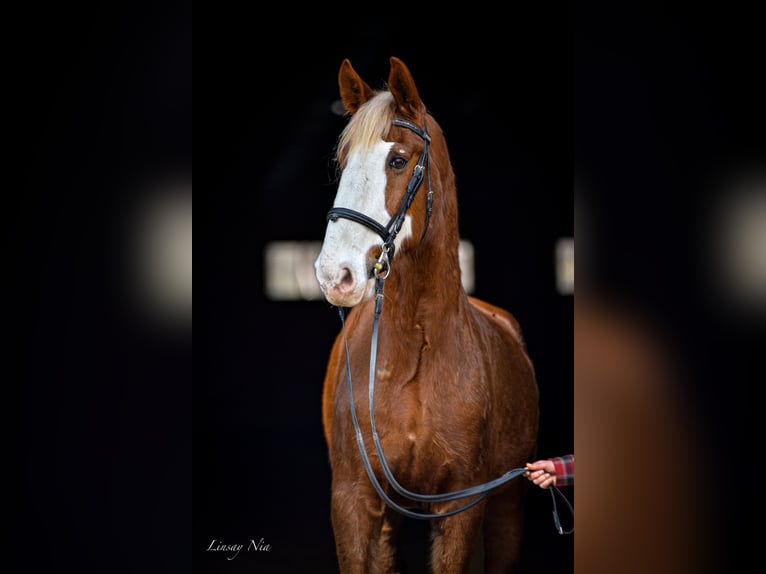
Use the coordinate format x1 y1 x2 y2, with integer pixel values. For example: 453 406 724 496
337 276 574 532
550 484 574 535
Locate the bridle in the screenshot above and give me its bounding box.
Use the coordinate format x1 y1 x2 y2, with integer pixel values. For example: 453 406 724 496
327 117 573 532
326 118 434 274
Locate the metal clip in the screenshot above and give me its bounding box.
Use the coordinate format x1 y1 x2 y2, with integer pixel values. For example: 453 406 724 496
373 246 391 279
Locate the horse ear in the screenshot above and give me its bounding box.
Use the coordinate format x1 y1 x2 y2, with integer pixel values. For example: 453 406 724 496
388 57 425 122
338 59 375 115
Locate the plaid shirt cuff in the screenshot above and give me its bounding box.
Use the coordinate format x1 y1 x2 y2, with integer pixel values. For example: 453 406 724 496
551 455 574 487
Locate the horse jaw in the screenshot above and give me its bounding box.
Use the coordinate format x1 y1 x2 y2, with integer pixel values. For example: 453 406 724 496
315 141 411 307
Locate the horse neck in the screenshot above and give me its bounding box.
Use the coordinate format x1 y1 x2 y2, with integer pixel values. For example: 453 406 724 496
376 127 467 333
380 225 466 334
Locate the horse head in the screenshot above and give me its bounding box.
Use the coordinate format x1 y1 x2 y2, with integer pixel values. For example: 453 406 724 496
315 57 435 307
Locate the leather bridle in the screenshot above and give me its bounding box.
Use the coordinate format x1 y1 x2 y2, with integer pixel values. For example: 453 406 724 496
326 118 434 275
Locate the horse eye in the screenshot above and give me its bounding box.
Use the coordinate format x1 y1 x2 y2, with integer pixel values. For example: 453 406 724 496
389 156 407 170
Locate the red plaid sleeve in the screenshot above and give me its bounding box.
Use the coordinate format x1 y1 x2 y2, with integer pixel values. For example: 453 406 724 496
551 454 574 487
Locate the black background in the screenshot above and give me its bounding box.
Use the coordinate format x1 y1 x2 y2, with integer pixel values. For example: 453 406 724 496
6 3 765 573
6 3 193 574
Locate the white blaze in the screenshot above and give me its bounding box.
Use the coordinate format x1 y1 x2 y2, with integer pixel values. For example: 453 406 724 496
315 140 413 307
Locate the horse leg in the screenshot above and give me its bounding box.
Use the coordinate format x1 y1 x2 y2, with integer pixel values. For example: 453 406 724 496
379 510 404 573
429 503 485 574
482 480 527 573
331 479 399 574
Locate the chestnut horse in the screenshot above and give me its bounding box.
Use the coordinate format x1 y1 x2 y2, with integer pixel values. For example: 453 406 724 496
315 57 540 573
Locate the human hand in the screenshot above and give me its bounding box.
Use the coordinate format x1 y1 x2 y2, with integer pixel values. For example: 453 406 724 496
524 460 557 489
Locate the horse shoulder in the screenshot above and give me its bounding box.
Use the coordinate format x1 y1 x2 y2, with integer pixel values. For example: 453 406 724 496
467 295 527 349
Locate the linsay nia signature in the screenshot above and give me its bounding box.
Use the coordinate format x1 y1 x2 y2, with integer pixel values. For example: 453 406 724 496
206 538 272 560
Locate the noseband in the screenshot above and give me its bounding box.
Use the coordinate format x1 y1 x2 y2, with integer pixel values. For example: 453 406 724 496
326 118 434 270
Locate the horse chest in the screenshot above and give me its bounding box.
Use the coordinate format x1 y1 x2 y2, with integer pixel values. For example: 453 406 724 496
365 379 478 482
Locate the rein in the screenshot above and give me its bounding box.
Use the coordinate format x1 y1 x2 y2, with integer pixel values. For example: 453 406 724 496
330 117 573 533
338 282 573 532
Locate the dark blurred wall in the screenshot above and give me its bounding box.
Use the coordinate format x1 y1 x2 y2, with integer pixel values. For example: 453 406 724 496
7 3 192 573
575 4 765 573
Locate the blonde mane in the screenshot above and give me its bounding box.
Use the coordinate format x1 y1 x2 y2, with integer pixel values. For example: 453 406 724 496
336 91 395 168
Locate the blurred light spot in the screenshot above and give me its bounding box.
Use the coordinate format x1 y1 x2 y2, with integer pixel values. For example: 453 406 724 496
330 99 346 116
712 174 766 313
264 241 324 301
264 240 476 300
458 240 475 294
130 184 192 329
556 237 574 294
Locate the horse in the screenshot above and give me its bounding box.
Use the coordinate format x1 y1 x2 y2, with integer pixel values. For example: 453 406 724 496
314 56 540 573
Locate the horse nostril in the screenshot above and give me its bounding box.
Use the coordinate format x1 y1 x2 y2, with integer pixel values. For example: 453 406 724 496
338 267 353 292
